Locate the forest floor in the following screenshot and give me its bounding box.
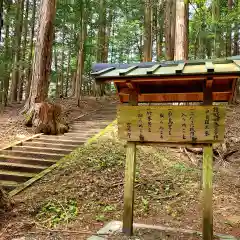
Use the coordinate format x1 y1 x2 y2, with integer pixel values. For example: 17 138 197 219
0 102 240 240
0 96 116 149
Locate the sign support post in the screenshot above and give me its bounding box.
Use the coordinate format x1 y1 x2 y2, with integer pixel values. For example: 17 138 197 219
202 144 213 240
123 88 138 236
202 78 213 240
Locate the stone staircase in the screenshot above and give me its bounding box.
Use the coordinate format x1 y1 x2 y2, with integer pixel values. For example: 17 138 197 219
0 105 117 192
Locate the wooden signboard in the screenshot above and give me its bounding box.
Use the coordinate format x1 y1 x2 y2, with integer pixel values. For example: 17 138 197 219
118 105 226 143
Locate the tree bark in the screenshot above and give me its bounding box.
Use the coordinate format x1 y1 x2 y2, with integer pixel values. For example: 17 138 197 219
18 0 30 102
54 44 59 98
3 1 11 106
75 4 86 106
0 0 3 42
156 0 164 61
165 0 176 60
175 0 188 60
25 0 36 99
143 0 153 62
11 0 24 103
23 0 67 134
226 0 233 57
212 0 220 58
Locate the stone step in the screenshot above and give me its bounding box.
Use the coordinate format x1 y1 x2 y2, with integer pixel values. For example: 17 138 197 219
23 141 78 150
63 132 93 138
0 180 19 191
12 146 72 155
33 137 85 146
0 162 45 173
1 150 65 160
0 155 56 167
37 135 87 141
0 170 34 182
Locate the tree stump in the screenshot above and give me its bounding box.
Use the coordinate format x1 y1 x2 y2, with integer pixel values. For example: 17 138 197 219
25 102 69 135
0 187 12 212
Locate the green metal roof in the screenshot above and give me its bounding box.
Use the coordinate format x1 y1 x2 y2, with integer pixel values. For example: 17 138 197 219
92 58 240 79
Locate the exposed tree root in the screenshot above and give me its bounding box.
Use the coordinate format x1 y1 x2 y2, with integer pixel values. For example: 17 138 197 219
25 102 69 135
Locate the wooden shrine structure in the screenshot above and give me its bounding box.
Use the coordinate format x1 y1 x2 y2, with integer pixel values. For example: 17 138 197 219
92 58 240 240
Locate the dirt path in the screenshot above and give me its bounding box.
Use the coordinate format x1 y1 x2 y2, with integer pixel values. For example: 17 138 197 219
0 97 116 149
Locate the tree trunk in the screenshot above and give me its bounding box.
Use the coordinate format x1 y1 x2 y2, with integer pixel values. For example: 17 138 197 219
75 4 86 106
226 0 233 57
11 0 24 103
23 0 67 134
143 0 153 62
156 0 164 61
175 0 188 60
60 21 66 96
0 0 3 42
165 0 176 60
184 0 189 59
96 0 107 97
3 1 11 106
54 45 59 98
18 0 30 102
25 0 36 99
65 50 71 97
212 0 220 58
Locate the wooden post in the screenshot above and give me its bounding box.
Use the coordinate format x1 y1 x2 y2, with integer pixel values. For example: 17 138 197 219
123 87 138 236
202 144 213 240
202 78 213 240
122 141 137 235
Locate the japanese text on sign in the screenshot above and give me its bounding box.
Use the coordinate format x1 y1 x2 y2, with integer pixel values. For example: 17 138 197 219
118 105 226 143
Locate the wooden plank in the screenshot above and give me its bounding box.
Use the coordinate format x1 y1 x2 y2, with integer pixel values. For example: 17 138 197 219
119 92 231 103
118 105 226 143
123 90 138 236
202 145 213 240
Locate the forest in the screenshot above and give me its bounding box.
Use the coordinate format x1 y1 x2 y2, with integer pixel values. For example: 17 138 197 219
0 0 240 239
0 0 239 109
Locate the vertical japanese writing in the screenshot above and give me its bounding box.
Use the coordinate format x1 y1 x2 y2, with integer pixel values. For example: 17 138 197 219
127 123 132 139
205 109 210 137
213 107 220 140
181 112 187 140
159 113 164 139
168 109 173 136
189 110 197 142
138 112 144 141
147 110 152 132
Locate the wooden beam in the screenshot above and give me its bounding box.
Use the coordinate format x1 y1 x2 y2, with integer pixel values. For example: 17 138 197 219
110 75 239 83
202 144 213 240
119 92 231 103
123 90 138 236
203 78 213 105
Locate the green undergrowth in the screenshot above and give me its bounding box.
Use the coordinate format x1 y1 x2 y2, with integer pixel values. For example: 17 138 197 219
15 129 201 229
